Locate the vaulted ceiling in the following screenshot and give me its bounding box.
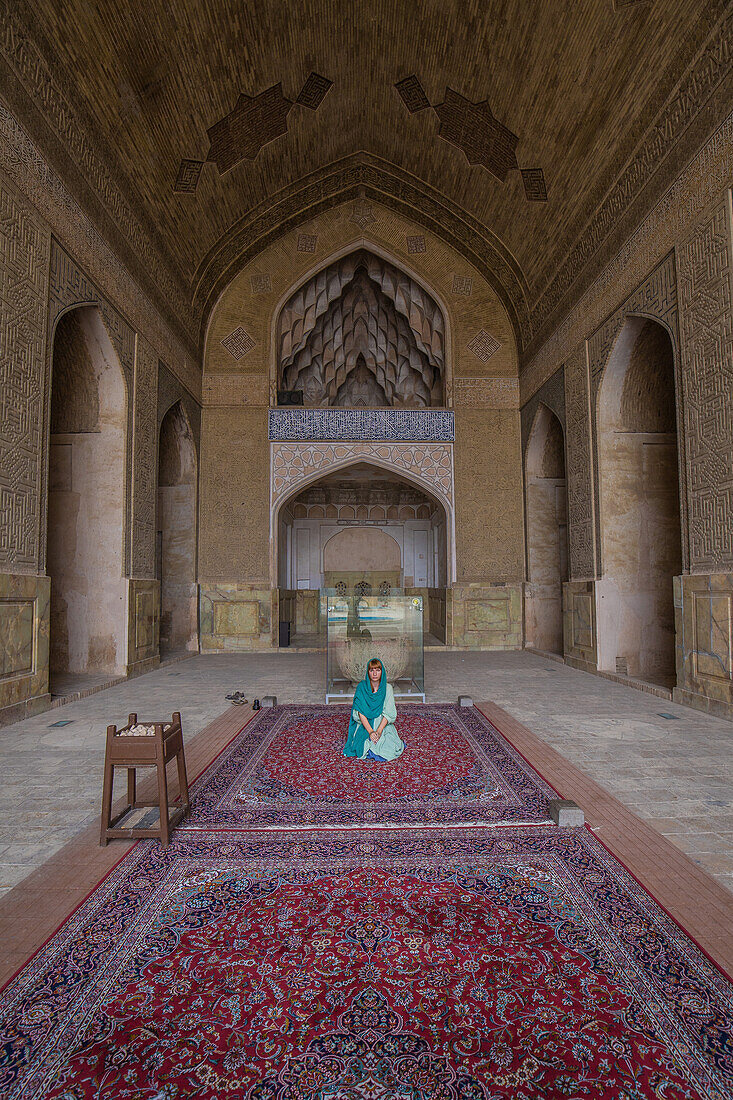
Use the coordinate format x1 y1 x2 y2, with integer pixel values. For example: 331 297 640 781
5 0 729 354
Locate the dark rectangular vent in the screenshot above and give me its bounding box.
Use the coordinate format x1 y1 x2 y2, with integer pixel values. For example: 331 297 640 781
277 390 304 406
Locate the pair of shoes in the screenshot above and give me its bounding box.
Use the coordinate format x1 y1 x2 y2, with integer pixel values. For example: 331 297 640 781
226 691 248 706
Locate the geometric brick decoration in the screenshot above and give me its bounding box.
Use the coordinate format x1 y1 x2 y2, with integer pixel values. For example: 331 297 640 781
0 185 49 571
206 85 294 174
394 75 430 113
407 235 426 254
521 168 548 202
452 274 473 296
130 339 158 579
467 329 502 362
350 200 376 229
434 89 519 182
678 202 733 570
296 73 333 110
173 159 203 193
221 326 256 360
297 234 318 253
250 273 272 294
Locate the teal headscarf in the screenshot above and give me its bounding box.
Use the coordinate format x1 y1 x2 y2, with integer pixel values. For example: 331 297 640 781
344 658 387 758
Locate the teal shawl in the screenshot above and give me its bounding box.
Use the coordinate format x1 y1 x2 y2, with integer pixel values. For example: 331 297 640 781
344 658 387 758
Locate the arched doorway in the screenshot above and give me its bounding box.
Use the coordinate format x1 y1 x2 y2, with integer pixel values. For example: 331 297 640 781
157 401 198 655
525 405 568 655
276 461 449 644
47 306 127 686
597 317 682 687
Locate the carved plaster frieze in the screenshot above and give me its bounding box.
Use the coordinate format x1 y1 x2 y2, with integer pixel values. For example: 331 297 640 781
270 441 454 512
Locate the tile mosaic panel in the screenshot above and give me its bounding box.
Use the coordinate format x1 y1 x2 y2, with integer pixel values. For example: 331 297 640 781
268 409 454 442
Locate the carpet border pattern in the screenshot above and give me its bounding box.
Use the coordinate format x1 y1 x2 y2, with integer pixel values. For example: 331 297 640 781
179 703 559 831
1 828 732 1098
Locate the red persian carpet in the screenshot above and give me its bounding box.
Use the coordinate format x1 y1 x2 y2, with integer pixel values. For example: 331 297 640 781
180 704 558 830
2 829 732 1098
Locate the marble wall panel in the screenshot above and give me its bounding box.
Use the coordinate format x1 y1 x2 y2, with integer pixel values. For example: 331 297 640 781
563 579 598 672
200 584 273 651
451 584 522 649
427 587 447 643
126 578 160 676
295 591 320 635
0 572 50 723
674 572 733 718
0 599 33 676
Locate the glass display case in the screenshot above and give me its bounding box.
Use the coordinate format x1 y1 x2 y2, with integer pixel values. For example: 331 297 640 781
324 589 425 702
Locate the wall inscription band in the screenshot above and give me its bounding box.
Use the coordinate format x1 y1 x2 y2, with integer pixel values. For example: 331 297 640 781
268 408 455 442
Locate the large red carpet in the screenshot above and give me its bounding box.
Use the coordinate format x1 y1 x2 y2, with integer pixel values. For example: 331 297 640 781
2 829 732 1098
180 703 558 830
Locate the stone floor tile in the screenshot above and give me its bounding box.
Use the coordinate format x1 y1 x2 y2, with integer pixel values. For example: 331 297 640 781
0 650 731 892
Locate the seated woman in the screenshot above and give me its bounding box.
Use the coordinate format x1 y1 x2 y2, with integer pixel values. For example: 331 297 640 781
344 657 405 762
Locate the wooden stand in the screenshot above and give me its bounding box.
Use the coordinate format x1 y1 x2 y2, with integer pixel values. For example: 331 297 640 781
100 711 190 846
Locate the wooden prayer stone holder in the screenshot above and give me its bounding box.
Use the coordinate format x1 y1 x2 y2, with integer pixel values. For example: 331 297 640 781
100 711 190 846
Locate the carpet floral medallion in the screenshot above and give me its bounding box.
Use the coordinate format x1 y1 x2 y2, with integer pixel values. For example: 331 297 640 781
179 704 558 830
2 830 731 1098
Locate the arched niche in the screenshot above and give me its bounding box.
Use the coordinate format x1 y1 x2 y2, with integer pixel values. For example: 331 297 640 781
596 316 682 686
275 248 446 407
275 460 450 596
157 400 198 654
524 404 568 655
323 527 402 588
47 305 127 681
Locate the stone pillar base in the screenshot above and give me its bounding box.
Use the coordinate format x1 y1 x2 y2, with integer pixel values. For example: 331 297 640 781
199 584 274 651
673 573 733 721
562 579 598 670
126 579 160 673
0 573 51 726
449 583 522 648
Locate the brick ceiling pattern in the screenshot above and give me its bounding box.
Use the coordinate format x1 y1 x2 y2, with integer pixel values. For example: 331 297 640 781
8 0 727 346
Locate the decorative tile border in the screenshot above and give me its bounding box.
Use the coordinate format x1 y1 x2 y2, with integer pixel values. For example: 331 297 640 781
268 408 455 442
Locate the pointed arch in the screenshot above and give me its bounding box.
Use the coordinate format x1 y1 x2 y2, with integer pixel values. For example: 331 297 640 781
46 304 128 679
524 403 568 654
272 454 455 588
596 315 682 685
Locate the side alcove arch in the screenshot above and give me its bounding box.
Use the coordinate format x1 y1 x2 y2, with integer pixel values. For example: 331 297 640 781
274 247 450 408
524 403 568 655
596 314 682 687
46 304 128 682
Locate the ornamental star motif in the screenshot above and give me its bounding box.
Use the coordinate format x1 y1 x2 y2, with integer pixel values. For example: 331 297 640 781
206 84 293 174
434 88 519 182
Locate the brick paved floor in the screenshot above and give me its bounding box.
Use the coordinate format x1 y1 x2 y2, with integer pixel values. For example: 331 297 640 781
0 650 731 898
